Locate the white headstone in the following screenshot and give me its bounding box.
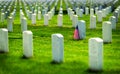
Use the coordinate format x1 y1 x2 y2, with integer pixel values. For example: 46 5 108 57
7 17 13 32
32 13 36 25
28 11 32 20
90 8 94 15
48 11 52 20
38 11 41 20
85 7 89 15
90 15 96 29
21 17 27 31
89 38 103 71
58 14 63 27
109 16 116 30
76 7 79 15
77 20 86 39
20 12 24 23
70 11 74 20
72 15 78 27
102 9 106 18
0 28 8 52
97 11 103 22
102 21 112 43
114 11 118 22
1 13 5 22
44 14 49 26
23 31 33 58
79 9 83 17
52 34 64 63
95 7 98 14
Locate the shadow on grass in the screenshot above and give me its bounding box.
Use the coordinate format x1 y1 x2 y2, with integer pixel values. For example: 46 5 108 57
85 68 103 74
85 68 120 74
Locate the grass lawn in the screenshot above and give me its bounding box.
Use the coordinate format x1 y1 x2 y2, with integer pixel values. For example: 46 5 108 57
0 1 120 74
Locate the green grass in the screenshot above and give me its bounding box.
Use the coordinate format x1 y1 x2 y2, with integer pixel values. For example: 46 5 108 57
0 2 120 74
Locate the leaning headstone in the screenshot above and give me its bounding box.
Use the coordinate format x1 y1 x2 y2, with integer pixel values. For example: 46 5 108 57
1 13 5 22
58 14 63 27
97 11 103 22
23 31 33 58
72 15 78 27
90 15 96 29
7 17 13 32
102 21 112 43
21 17 27 31
0 28 9 52
77 20 86 39
89 38 103 71
44 14 49 26
52 33 64 63
109 16 116 30
32 13 36 25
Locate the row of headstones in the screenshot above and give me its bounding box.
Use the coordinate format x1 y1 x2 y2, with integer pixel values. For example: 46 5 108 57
67 6 112 28
0 28 103 71
113 6 120 23
20 8 62 27
1 11 16 23
0 28 32 57
21 0 56 20
22 0 56 15
90 6 112 29
0 0 16 22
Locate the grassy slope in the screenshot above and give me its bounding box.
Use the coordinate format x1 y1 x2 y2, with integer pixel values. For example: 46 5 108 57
0 0 120 74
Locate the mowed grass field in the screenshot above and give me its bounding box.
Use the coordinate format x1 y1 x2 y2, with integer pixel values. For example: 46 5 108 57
0 1 120 74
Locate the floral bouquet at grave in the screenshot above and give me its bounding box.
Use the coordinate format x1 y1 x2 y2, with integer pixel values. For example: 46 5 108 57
73 25 80 40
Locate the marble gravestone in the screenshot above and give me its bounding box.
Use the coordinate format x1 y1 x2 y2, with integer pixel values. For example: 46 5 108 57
76 7 79 16
72 15 78 27
114 11 118 22
58 14 63 27
90 8 94 15
102 9 106 18
77 20 86 39
32 13 36 25
52 34 64 63
109 16 116 30
1 13 5 22
97 11 103 22
23 31 33 58
95 7 98 14
70 11 74 21
89 38 103 71
48 11 52 20
21 17 27 32
79 9 83 17
38 11 41 20
29 11 32 20
85 7 89 15
7 17 13 32
90 15 96 29
0 28 9 52
44 14 49 26
102 21 112 43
